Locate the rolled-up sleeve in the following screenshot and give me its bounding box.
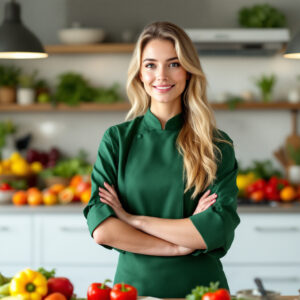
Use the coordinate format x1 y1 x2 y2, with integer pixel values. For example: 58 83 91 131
83 127 121 251
189 137 240 258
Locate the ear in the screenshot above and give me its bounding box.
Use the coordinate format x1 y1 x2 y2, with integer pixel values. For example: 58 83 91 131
186 72 191 80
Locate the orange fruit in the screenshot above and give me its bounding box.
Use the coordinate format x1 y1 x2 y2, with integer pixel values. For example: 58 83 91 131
27 187 40 194
80 188 91 204
75 181 91 197
70 175 83 188
12 191 27 206
58 187 75 204
49 184 66 194
27 190 43 206
44 293 67 300
250 190 264 203
43 190 58 206
280 186 297 202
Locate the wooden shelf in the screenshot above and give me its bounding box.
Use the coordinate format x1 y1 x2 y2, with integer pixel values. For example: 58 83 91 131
45 43 135 54
0 101 300 112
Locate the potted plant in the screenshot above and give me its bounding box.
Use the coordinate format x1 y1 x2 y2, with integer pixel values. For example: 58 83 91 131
34 79 51 103
0 120 17 160
287 144 300 184
0 65 20 104
17 71 38 106
254 74 277 103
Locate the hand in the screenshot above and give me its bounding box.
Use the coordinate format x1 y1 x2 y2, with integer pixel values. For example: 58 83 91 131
99 182 132 223
176 245 196 256
193 189 217 215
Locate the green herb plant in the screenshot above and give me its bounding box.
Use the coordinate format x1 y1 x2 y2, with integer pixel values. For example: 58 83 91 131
254 74 276 103
36 267 56 280
238 4 286 28
186 282 219 300
18 70 38 88
287 144 300 165
0 65 20 87
0 120 17 159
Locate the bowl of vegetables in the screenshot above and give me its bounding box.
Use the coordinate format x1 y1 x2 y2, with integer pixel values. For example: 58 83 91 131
0 182 16 204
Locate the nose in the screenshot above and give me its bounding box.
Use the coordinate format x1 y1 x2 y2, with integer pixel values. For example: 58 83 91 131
156 65 168 80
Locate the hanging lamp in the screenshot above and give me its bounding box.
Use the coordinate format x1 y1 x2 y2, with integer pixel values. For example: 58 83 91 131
283 31 300 59
0 0 48 59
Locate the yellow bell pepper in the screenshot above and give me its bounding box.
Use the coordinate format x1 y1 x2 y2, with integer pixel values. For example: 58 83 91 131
10 269 48 300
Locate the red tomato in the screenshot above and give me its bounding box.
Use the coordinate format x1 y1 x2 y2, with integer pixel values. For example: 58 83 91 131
0 182 13 191
87 281 111 300
264 184 280 201
110 283 137 300
47 277 74 300
202 289 231 300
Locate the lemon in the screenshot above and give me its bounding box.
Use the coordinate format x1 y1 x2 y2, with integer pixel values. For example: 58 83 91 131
30 161 43 174
10 152 23 162
11 160 30 176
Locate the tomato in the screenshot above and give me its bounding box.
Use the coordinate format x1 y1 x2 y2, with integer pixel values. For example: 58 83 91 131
202 289 231 300
0 182 13 191
110 283 137 300
264 184 280 201
87 280 111 300
47 277 74 300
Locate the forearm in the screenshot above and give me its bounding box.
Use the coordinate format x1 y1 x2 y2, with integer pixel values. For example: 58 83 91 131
93 217 189 256
129 215 207 249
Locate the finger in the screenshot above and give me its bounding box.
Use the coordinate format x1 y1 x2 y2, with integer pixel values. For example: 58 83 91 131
202 200 216 211
99 192 115 203
100 197 117 209
99 188 113 198
104 182 118 198
200 190 210 200
201 193 217 203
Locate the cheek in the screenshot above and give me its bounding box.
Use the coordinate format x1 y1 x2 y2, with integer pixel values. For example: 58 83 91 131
141 71 154 84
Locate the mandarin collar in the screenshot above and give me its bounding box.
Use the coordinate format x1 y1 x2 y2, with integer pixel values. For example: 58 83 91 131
144 107 184 131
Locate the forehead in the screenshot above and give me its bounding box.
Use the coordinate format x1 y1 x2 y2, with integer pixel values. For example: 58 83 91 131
141 39 177 60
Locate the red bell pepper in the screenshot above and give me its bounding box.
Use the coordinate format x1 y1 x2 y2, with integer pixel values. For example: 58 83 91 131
87 279 111 300
110 283 137 300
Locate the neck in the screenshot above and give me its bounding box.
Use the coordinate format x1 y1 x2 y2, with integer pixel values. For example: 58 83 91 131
150 100 182 130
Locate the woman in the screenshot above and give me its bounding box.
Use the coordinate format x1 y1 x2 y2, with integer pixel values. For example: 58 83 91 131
83 21 240 298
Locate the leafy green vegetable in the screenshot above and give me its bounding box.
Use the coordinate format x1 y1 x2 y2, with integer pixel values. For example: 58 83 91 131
94 83 122 103
238 4 286 28
238 159 282 179
186 282 219 300
41 150 92 179
0 273 12 285
37 267 56 280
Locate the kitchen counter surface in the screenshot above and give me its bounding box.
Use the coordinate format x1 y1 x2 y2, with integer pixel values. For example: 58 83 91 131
1 202 300 214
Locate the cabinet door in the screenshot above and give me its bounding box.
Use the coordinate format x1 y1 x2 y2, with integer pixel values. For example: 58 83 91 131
223 214 300 263
223 264 300 295
0 215 32 265
43 265 117 298
39 215 118 265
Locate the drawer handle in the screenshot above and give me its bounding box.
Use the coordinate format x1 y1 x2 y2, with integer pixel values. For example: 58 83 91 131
59 226 87 232
260 276 300 283
255 226 300 233
0 226 10 232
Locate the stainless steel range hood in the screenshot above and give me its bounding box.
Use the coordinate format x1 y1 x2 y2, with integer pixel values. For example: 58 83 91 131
184 28 290 56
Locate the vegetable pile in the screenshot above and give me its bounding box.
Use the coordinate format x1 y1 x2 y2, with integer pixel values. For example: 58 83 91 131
186 282 230 300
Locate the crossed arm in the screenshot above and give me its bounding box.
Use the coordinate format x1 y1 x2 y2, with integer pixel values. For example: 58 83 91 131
92 182 217 256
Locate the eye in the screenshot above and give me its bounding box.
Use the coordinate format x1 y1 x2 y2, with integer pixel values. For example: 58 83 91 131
145 63 155 69
170 62 180 68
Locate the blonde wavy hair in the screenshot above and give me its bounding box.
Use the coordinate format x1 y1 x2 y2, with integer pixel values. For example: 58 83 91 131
126 21 232 199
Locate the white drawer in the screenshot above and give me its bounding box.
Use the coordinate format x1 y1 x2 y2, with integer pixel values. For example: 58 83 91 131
39 215 119 265
223 214 300 263
223 264 300 295
44 265 117 298
0 216 32 264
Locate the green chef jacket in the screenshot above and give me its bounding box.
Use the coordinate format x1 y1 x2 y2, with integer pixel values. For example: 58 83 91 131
83 107 240 298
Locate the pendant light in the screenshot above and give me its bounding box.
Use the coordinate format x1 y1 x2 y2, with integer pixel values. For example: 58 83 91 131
0 0 48 59
283 31 300 59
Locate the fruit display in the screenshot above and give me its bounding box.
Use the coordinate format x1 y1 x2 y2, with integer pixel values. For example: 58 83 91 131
0 152 43 177
11 174 91 206
26 148 60 169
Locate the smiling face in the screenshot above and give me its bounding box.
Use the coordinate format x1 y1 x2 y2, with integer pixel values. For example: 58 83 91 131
139 39 188 108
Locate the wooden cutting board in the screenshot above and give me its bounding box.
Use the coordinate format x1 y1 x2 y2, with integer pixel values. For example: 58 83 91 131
285 109 300 165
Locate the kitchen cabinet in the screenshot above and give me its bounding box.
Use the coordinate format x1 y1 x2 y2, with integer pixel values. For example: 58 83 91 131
1 207 300 296
222 213 300 294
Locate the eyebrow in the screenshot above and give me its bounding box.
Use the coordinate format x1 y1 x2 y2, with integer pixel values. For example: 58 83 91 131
142 57 178 63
